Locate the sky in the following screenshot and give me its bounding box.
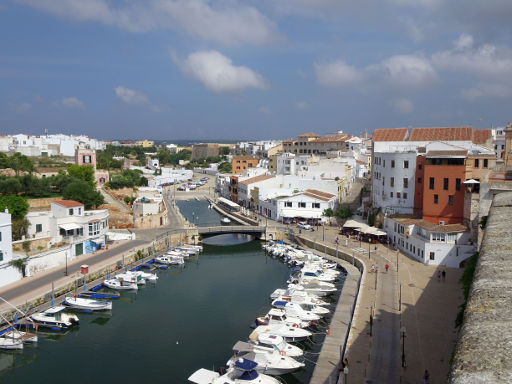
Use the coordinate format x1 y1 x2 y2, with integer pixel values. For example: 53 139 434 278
1 1 511 141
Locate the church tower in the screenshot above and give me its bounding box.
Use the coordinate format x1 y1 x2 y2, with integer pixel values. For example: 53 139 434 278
503 122 512 168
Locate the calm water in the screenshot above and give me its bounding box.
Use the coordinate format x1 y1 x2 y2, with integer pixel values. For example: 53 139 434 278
176 199 227 227
0 201 345 384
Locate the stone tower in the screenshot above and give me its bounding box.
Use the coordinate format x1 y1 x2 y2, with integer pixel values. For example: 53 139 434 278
503 122 512 168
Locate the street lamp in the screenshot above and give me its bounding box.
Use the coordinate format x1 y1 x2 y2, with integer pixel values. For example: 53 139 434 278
65 250 68 276
368 238 371 259
401 326 407 368
322 224 325 242
399 282 402 312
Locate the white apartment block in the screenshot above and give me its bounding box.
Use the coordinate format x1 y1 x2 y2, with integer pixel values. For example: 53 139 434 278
0 211 18 288
26 200 109 257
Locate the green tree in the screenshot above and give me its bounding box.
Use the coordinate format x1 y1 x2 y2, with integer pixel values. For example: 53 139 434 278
8 153 34 175
67 164 96 187
220 146 231 156
63 180 104 209
0 195 29 218
335 204 353 219
0 178 22 195
22 240 31 254
218 162 232 173
9 257 27 277
0 152 8 168
12 218 30 241
322 208 335 225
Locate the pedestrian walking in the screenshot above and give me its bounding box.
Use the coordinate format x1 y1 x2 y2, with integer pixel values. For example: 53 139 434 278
335 236 339 245
437 271 441 282
423 369 430 384
385 264 389 272
345 239 348 247
442 270 446 282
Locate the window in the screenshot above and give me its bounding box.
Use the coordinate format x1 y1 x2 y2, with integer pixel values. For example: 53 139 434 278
434 194 438 204
397 192 401 198
88 222 100 236
0 232 2 241
390 192 394 198
299 202 306 208
285 202 292 207
78 208 81 215
36 224 42 233
390 177 395 187
83 155 91 164
383 160 386 167
430 252 435 260
418 177 422 184
474 159 479 168
312 203 320 209
483 159 488 168
455 178 461 191
391 160 395 168
0 251 2 262
429 177 435 190
418 164 422 170
68 208 73 215
443 178 449 191
382 177 385 186
404 160 409 168
403 178 408 188
403 192 408 199
448 195 454 205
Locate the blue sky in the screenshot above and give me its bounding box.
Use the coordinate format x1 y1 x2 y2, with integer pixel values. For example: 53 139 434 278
1 1 511 140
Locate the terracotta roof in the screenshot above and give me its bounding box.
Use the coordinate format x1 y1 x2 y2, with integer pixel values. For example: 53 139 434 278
303 189 336 201
372 128 408 142
232 156 259 161
37 167 63 173
409 127 473 142
298 132 320 138
311 134 351 143
239 175 274 185
472 129 491 144
52 199 84 208
390 216 467 232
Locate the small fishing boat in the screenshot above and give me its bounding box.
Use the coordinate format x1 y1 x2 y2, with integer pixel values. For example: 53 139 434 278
63 296 112 311
227 342 304 376
271 301 322 321
189 359 280 384
30 306 79 330
221 217 231 224
0 337 23 350
155 255 184 265
256 308 311 328
103 278 138 291
1 329 38 343
115 272 146 285
288 280 337 297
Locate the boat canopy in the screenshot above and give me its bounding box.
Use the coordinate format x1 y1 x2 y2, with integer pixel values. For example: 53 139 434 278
188 369 220 384
44 306 66 314
273 301 288 307
232 341 254 353
234 358 258 371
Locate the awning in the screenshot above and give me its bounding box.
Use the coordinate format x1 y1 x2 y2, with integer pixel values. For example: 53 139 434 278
343 219 366 228
463 179 480 184
59 223 82 231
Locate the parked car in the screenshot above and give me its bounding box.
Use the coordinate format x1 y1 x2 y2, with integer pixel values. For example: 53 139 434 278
297 222 314 231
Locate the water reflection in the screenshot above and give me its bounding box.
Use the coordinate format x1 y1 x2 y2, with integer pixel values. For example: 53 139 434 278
202 233 254 246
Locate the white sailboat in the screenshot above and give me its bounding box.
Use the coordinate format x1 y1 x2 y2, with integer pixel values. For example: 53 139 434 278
63 296 112 311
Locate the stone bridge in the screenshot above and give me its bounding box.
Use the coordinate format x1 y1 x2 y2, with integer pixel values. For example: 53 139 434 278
198 225 282 240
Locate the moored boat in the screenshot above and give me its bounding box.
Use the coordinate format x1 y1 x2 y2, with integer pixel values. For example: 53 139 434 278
30 306 79 330
63 296 112 311
0 337 23 350
103 278 138 291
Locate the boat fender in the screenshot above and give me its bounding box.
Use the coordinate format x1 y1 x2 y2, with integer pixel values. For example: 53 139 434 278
292 323 299 328
280 350 286 356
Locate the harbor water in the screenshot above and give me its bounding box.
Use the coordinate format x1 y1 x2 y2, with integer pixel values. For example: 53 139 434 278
0 200 345 383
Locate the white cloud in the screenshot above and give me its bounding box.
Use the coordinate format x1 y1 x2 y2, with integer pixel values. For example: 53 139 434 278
461 82 512 101
55 96 85 109
15 0 281 46
377 54 436 87
432 34 512 78
173 50 266 93
114 86 149 105
314 60 364 87
295 101 309 110
400 16 424 43
390 98 414 113
258 106 272 115
9 102 32 113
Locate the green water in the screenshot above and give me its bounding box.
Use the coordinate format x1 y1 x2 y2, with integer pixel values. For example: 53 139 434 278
0 201 345 384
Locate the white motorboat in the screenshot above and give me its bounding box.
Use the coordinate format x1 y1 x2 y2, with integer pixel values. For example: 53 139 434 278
175 246 200 256
63 296 112 311
290 269 336 283
288 280 337 297
1 329 38 343
248 330 303 357
116 272 146 285
271 287 328 306
137 270 158 282
221 217 231 224
227 342 304 376
189 360 279 384
271 301 322 321
0 337 23 350
274 298 330 316
103 278 138 291
256 308 311 328
166 249 189 258
155 255 184 265
30 306 79 330
252 325 311 343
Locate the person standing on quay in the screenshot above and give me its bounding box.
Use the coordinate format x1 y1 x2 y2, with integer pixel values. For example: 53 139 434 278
442 270 446 282
423 369 430 384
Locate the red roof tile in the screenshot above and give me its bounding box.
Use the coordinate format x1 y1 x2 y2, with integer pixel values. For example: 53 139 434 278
239 175 274 185
52 200 84 208
409 127 473 142
372 128 408 142
472 129 491 144
298 132 320 138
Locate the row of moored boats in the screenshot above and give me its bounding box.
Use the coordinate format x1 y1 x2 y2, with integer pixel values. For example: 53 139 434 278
188 242 342 384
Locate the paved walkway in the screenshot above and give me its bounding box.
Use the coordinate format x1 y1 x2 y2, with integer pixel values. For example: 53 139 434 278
300 226 463 384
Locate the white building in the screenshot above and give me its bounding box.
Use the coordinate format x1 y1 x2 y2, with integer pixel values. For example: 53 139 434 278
384 216 476 268
258 189 336 223
0 211 18 288
26 200 109 256
276 153 309 175
166 143 178 153
147 158 160 170
492 127 506 160
148 168 193 188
